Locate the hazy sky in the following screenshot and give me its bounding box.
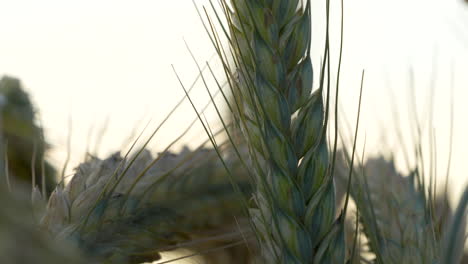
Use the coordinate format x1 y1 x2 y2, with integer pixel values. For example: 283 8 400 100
0 0 467 201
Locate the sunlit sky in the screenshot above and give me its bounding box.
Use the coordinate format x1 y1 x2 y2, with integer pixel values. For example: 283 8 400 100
0 0 467 203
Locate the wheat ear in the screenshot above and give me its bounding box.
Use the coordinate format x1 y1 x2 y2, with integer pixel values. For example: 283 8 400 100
39 145 252 263
335 152 446 263
365 158 437 263
207 0 345 262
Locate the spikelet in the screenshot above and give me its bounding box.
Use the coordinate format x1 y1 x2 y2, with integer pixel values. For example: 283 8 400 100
212 0 344 263
40 146 252 263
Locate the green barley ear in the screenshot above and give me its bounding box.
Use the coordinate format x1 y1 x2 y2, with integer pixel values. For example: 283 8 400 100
206 0 344 262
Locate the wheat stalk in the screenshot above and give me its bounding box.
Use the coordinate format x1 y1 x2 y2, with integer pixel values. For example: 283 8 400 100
200 0 346 262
